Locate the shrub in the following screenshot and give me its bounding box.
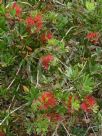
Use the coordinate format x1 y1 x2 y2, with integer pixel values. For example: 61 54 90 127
0 0 102 136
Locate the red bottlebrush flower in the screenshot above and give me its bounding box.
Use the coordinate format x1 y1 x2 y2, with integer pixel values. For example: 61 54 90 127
86 32 99 44
40 54 54 70
38 91 57 110
47 113 63 122
85 96 96 106
47 33 53 39
33 15 43 32
26 17 35 27
12 2 22 16
41 32 53 43
53 113 63 121
81 96 96 112
81 102 90 112
25 15 43 32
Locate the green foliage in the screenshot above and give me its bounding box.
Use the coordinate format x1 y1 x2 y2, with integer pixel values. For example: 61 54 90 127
45 11 58 23
35 118 49 135
77 74 94 95
86 1 96 11
0 16 6 29
48 38 65 49
0 5 6 15
72 99 80 111
56 15 68 31
72 127 86 136
25 86 40 104
0 87 8 97
0 52 15 67
10 9 16 17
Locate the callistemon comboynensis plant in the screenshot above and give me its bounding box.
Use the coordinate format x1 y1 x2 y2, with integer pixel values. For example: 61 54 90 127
0 1 101 136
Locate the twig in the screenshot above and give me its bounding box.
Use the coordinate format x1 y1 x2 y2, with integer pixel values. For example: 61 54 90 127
53 0 66 6
28 62 34 84
0 103 27 126
8 84 20 111
91 127 97 136
94 82 102 89
57 58 69 69
18 1 33 7
84 125 97 136
61 123 71 136
52 123 60 136
84 113 98 136
35 61 41 88
61 26 78 42
73 60 87 82
35 69 40 88
7 60 24 90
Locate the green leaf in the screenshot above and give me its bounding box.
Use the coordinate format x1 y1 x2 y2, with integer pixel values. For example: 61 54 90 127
77 74 94 95
65 67 73 78
48 38 65 49
0 39 6 49
86 1 96 11
0 87 8 96
93 105 98 113
45 11 58 23
10 9 16 17
72 99 80 111
0 16 6 29
56 105 67 114
31 100 41 112
69 66 79 80
55 90 63 100
25 86 40 104
0 5 6 15
35 118 49 135
0 52 15 67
